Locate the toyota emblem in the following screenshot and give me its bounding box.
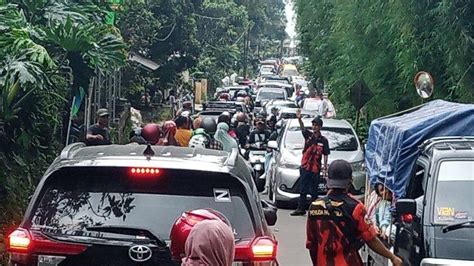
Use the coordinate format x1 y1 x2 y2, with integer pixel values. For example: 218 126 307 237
129 245 152 262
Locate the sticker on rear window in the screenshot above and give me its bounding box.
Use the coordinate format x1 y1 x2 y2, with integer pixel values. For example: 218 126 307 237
214 188 231 202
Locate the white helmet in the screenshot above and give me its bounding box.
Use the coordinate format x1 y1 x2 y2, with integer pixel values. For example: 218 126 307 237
188 135 208 149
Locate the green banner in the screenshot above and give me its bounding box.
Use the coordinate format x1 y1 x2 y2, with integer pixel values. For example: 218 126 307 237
71 87 85 118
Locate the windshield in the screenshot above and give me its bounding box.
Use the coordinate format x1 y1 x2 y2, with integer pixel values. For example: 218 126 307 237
257 90 286 101
29 168 255 241
282 69 298 77
434 160 474 224
284 126 358 151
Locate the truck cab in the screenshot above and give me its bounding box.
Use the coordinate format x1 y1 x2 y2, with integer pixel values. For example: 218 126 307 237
394 137 474 265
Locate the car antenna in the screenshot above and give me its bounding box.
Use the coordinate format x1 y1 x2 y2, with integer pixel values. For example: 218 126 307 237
143 143 155 158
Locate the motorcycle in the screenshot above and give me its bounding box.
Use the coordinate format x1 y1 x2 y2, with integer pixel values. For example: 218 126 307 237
247 145 267 192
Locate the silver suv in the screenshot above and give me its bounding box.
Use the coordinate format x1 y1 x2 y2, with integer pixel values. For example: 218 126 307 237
267 118 365 207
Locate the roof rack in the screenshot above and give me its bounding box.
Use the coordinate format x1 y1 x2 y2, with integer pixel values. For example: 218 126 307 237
419 136 474 151
224 148 239 167
60 142 86 160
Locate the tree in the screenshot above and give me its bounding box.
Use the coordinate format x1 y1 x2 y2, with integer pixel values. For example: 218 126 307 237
295 0 473 128
0 1 126 251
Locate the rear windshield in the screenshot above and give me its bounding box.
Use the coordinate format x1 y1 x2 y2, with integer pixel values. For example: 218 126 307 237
29 167 255 241
303 99 323 111
257 90 286 101
434 160 474 224
285 126 359 151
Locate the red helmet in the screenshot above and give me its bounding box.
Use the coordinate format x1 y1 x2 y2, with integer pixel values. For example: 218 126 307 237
141 123 161 144
219 93 230 101
169 209 231 262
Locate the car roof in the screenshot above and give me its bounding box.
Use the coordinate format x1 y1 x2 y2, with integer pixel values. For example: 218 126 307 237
279 107 312 114
287 118 352 128
49 144 252 181
257 87 287 92
259 82 293 88
224 86 248 90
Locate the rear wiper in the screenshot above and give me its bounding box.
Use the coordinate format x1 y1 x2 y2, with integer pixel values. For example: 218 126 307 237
441 220 474 233
86 225 167 247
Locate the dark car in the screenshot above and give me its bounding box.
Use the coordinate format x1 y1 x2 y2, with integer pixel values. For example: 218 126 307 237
6 144 278 265
366 137 474 265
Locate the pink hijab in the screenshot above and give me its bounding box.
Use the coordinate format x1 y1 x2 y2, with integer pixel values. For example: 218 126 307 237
181 220 235 266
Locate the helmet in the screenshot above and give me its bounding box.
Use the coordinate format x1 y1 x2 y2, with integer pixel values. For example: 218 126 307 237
169 209 231 261
219 93 230 101
188 134 209 149
141 123 161 144
218 111 231 125
236 90 247 97
182 101 192 109
236 112 246 123
200 117 217 134
267 114 277 126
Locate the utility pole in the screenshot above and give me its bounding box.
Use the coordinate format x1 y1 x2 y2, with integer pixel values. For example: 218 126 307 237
243 25 250 79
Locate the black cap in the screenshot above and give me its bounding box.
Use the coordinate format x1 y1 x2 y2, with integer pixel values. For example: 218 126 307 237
311 116 323 127
327 160 352 189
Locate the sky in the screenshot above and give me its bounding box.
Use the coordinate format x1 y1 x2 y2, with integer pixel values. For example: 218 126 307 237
284 0 297 48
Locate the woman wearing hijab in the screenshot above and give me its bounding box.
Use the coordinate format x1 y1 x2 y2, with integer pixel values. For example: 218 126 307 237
214 122 238 152
181 219 235 266
158 120 179 146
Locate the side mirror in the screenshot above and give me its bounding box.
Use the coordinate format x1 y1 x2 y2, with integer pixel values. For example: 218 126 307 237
261 200 278 226
267 140 278 150
396 199 416 216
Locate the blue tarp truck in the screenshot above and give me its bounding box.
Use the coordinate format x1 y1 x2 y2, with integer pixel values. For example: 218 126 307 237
363 100 474 265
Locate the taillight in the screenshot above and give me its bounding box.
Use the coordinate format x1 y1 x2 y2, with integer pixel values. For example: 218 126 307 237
130 167 160 176
7 228 89 255
234 237 277 262
7 229 31 251
251 237 277 260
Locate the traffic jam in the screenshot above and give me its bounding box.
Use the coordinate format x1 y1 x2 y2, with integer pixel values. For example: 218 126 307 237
5 59 474 266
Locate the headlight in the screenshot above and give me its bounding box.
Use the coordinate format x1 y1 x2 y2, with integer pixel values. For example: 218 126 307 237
351 161 365 172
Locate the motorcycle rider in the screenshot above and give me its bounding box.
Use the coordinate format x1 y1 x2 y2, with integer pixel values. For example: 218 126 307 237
248 117 271 150
234 112 250 147
175 115 192 147
218 112 237 139
198 117 224 150
170 209 233 264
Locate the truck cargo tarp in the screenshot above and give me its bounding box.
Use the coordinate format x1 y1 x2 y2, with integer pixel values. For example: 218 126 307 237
365 100 474 198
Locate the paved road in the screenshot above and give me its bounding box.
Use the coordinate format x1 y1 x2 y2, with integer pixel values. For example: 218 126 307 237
272 208 312 266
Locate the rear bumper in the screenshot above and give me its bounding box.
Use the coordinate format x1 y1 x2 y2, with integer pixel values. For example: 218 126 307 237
421 258 474 265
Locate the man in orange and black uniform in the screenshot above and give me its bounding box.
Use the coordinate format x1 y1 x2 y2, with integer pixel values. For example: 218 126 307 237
290 110 329 216
306 160 403 266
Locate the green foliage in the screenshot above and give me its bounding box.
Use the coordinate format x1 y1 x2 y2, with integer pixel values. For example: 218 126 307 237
295 0 473 127
0 0 127 254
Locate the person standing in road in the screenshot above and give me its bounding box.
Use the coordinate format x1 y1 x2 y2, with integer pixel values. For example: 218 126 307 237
306 160 403 266
290 110 329 216
85 108 111 146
